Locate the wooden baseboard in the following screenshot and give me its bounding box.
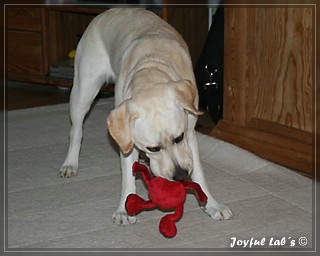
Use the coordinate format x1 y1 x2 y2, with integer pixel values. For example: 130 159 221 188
7 73 115 95
8 72 74 87
210 120 313 177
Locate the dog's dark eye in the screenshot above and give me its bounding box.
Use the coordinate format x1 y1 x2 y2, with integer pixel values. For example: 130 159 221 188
173 133 184 144
147 146 162 153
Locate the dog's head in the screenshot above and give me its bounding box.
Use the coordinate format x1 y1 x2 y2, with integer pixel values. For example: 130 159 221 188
107 79 203 181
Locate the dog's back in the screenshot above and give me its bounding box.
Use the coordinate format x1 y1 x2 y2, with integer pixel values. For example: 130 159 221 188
78 8 190 77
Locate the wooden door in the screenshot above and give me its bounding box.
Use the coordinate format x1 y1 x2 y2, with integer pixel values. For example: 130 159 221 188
211 7 314 176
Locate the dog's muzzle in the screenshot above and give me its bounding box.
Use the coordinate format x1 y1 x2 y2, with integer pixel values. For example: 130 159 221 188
173 166 189 181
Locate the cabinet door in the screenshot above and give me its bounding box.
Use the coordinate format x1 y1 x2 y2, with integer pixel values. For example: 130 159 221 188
7 7 41 31
211 7 313 175
247 8 312 132
7 30 45 75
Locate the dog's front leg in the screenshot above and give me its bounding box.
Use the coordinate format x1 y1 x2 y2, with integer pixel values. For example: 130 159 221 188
112 148 139 225
188 130 233 220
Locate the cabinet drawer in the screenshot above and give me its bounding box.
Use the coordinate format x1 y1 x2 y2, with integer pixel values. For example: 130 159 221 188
7 8 41 31
8 30 44 75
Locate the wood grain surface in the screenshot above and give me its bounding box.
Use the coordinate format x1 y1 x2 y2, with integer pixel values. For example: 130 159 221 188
247 8 312 132
213 7 314 175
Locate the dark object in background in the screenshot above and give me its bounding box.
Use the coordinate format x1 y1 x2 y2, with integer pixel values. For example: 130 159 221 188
194 8 224 124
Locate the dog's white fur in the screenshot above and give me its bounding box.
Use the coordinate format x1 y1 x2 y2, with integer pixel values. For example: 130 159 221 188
60 8 232 225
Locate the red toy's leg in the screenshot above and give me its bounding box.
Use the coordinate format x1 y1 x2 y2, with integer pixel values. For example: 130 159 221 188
125 194 156 215
183 181 208 205
159 216 177 238
159 204 184 238
132 162 152 185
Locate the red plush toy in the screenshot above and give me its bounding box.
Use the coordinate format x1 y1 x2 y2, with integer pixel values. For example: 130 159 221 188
125 161 208 238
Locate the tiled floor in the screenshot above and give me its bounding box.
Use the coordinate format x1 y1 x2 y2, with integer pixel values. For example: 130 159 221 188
6 97 313 250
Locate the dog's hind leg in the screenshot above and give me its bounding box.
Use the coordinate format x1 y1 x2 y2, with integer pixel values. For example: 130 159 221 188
60 51 113 178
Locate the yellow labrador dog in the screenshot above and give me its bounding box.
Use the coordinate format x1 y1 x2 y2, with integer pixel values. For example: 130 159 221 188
60 8 233 225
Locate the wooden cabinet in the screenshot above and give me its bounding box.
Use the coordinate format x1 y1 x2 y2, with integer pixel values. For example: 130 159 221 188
7 8 47 76
8 30 45 75
211 7 314 176
7 7 42 31
6 6 208 87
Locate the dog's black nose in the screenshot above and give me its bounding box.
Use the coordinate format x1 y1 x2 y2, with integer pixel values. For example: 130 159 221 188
173 167 189 181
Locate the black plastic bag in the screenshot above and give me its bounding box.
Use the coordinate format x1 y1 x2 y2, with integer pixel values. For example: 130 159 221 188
194 8 224 124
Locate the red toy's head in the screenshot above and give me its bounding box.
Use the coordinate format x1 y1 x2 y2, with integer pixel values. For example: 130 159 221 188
125 162 207 238
148 177 186 209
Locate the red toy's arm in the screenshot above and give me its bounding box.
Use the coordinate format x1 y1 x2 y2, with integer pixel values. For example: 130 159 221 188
132 161 152 185
183 181 208 205
126 194 157 215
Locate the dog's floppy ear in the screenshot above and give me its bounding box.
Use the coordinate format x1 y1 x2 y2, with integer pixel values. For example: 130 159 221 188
171 79 204 116
107 100 136 155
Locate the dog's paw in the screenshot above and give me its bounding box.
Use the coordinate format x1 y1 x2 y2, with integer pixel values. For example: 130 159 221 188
59 165 77 178
203 204 233 221
112 211 136 226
